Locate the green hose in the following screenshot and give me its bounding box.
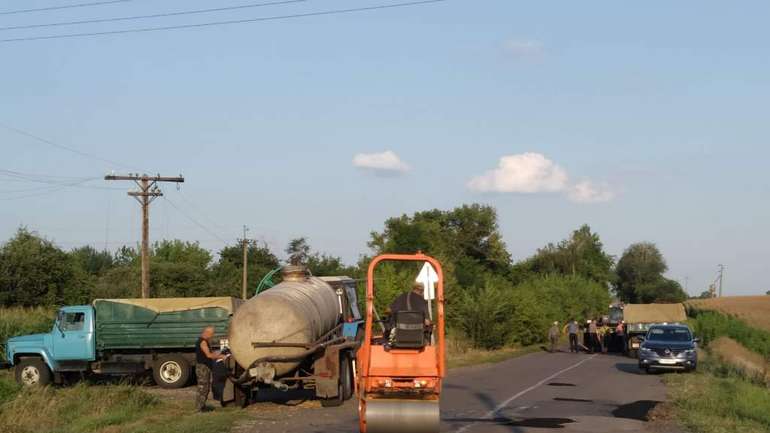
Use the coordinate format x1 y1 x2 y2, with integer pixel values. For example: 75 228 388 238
255 267 282 296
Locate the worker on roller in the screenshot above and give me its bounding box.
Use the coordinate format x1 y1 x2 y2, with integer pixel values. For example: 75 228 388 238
388 282 432 343
195 326 227 412
389 282 430 323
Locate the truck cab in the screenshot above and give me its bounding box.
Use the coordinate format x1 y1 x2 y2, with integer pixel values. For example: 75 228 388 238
6 305 95 386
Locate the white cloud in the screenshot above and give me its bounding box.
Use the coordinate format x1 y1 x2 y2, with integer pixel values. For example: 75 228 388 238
503 39 544 58
468 152 616 204
568 180 615 203
352 150 410 174
467 152 568 193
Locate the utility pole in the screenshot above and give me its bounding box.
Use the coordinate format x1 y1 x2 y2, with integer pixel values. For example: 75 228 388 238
105 173 184 298
242 225 250 300
717 264 725 297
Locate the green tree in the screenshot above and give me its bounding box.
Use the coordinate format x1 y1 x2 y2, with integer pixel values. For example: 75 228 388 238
306 253 357 277
70 246 115 276
285 237 311 265
211 241 280 297
614 242 686 303
369 204 511 291
0 228 86 306
517 225 614 286
149 240 213 297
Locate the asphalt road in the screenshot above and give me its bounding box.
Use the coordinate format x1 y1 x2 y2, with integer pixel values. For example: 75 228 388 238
236 350 682 433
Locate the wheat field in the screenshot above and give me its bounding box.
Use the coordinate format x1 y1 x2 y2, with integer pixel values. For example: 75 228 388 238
686 296 770 332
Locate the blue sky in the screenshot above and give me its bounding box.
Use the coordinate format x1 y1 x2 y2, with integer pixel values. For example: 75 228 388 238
1 0 768 295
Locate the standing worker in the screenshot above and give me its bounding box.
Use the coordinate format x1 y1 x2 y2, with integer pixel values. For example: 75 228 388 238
196 326 227 412
565 318 579 353
615 320 626 353
548 321 561 353
587 319 599 353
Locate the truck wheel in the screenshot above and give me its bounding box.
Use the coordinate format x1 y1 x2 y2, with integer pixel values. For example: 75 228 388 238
234 384 250 408
341 354 354 401
153 354 191 389
321 354 349 407
15 358 52 386
628 349 638 359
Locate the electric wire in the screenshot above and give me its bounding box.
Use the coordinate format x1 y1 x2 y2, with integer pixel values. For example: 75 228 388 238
0 0 308 32
0 169 123 190
0 122 148 171
0 0 132 16
162 196 229 244
0 0 450 43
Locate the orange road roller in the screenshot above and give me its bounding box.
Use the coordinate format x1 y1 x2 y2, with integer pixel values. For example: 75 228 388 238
356 253 445 433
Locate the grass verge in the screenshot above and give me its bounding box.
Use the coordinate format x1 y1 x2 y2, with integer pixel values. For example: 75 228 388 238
0 370 248 433
446 335 542 369
664 356 770 433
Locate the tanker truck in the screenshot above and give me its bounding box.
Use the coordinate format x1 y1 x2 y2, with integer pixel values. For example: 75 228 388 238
224 265 363 407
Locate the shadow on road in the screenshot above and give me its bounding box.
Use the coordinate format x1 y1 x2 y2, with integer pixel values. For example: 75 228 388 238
444 416 575 430
253 388 315 406
614 362 643 375
612 400 662 421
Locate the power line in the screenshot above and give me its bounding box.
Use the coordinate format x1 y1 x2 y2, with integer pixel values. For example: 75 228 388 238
0 0 451 43
175 189 230 230
162 196 229 245
0 169 123 190
0 122 147 171
0 0 308 32
0 0 132 16
0 184 72 200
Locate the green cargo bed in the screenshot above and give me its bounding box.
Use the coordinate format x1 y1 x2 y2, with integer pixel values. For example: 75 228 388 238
93 297 242 351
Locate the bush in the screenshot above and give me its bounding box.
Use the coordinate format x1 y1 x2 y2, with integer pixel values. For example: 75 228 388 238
450 274 611 349
0 307 55 360
451 279 518 349
689 309 770 358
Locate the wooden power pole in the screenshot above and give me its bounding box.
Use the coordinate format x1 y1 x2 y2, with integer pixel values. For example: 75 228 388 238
242 225 249 300
105 173 184 298
717 264 725 297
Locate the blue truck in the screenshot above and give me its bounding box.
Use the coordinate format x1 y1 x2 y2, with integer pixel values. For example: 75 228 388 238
3 297 240 388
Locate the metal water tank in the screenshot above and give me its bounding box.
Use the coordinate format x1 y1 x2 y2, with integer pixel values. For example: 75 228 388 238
228 266 340 376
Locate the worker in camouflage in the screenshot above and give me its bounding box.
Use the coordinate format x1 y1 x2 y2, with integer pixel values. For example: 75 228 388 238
195 326 226 412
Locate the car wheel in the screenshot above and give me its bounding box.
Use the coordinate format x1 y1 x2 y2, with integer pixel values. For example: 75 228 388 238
15 358 52 386
153 354 191 389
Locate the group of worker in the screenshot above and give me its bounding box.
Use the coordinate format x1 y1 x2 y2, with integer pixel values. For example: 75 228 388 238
548 318 626 354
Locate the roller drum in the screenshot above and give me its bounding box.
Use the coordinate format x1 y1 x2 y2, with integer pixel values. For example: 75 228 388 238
228 275 339 376
364 399 440 433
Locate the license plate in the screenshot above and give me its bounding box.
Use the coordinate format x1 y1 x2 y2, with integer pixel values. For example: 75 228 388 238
631 343 640 348
659 359 677 365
